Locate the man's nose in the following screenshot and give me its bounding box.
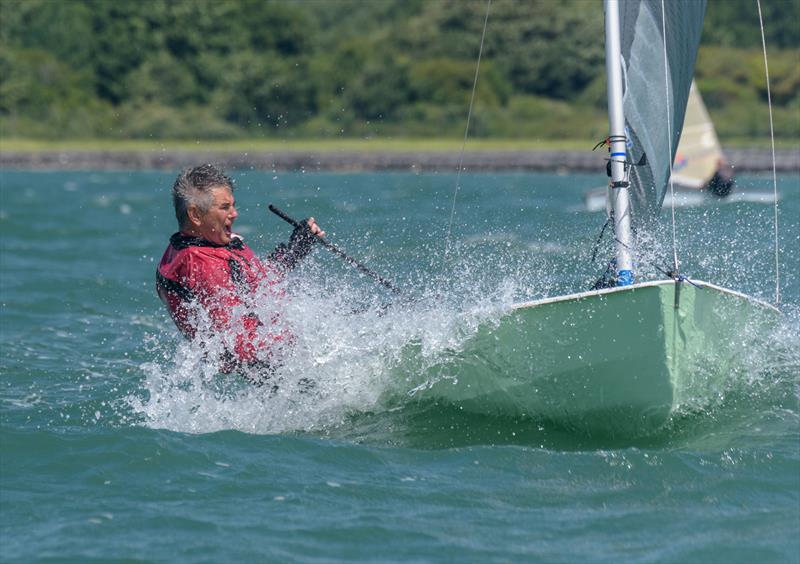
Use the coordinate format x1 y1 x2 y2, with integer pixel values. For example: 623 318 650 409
230 206 238 218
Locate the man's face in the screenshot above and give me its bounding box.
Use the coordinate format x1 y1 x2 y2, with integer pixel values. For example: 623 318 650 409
192 186 237 245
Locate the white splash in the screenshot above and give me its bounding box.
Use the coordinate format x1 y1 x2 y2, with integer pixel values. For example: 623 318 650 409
129 257 523 436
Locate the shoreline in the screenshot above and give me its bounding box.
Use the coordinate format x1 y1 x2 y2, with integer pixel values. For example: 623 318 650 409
1 147 797 172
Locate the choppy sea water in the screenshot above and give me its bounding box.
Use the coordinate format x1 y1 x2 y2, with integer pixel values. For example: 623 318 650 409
1 169 798 562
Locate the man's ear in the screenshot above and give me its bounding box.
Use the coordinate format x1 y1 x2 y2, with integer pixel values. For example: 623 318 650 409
186 205 203 227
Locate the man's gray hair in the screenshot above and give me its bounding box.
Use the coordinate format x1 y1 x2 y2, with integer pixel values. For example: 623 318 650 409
172 164 234 227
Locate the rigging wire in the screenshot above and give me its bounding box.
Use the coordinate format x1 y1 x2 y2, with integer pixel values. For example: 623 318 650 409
756 0 781 306
659 0 680 276
443 0 492 260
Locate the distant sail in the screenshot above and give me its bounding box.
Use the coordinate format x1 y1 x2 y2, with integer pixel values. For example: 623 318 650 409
618 0 706 225
673 81 736 196
672 81 733 194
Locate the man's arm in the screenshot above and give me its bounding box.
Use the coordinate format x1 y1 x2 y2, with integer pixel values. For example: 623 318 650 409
268 218 324 271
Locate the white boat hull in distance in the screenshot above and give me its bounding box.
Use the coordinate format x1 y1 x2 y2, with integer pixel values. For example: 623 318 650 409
583 186 778 213
405 280 778 437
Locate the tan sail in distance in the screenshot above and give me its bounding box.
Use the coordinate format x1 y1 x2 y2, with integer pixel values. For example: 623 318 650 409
672 80 734 195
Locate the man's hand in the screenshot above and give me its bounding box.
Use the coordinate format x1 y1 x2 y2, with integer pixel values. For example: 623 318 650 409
305 217 325 238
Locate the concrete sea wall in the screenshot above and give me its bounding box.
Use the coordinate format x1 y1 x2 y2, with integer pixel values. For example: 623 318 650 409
1 148 797 173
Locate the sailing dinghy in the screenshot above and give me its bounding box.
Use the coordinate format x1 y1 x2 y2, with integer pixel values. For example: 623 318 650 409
406 0 778 437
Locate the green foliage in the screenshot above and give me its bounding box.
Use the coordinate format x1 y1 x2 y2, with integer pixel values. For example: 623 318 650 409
702 0 800 49
115 103 243 140
696 46 800 138
0 0 797 141
345 54 412 121
476 95 606 140
215 51 317 130
1 0 95 70
125 52 199 107
0 44 113 138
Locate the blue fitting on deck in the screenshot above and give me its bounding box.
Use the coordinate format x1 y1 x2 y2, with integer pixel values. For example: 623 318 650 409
617 270 634 286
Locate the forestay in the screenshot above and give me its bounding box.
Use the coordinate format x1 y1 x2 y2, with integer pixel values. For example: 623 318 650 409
618 0 706 226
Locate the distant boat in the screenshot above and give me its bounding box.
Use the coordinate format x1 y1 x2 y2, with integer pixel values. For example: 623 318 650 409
671 81 735 196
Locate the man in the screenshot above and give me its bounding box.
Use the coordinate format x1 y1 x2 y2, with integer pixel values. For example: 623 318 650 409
156 164 324 381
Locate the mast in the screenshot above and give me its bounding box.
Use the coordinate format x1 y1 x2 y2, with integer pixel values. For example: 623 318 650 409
604 0 634 286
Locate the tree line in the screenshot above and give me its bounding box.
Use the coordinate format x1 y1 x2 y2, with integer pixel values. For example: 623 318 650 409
1 0 797 141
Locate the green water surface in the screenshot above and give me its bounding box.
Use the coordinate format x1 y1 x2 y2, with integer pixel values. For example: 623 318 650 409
1 170 798 562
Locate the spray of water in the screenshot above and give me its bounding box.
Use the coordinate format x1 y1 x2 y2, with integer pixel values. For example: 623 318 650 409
128 241 547 436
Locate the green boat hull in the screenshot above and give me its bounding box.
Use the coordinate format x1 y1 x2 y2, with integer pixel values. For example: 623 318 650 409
404 281 777 436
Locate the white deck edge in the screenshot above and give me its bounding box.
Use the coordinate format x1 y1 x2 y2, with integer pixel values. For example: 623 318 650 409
512 279 780 313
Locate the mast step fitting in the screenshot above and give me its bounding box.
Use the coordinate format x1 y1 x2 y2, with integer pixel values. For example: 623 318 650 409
616 269 634 286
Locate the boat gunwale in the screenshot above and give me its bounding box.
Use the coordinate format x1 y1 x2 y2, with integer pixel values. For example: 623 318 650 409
512 279 779 313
